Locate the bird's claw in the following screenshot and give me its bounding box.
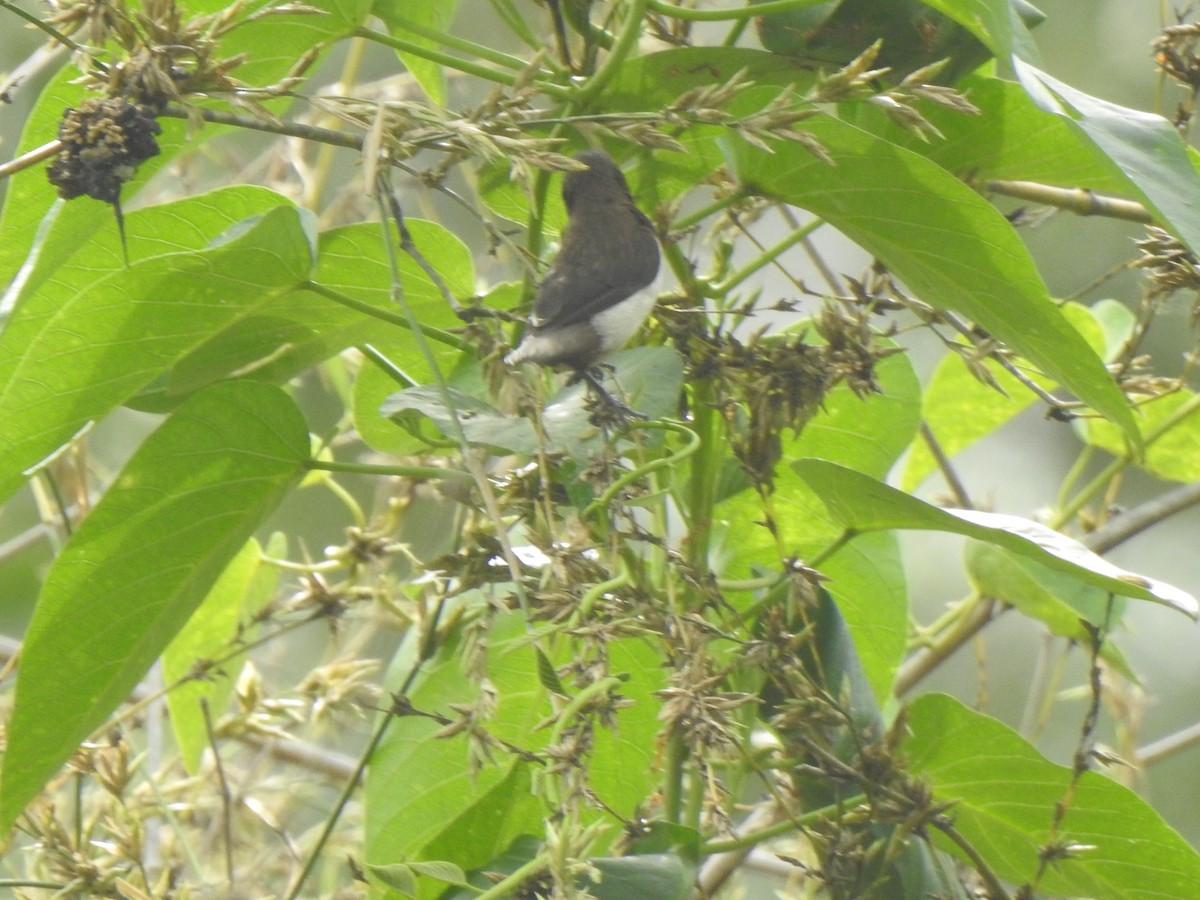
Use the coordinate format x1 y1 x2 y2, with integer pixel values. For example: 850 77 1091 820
579 368 647 426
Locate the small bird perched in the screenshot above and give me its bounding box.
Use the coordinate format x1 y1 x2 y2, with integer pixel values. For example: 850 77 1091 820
504 150 660 418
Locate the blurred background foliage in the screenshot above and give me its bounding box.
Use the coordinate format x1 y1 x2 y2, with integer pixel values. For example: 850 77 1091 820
2 0 1200 897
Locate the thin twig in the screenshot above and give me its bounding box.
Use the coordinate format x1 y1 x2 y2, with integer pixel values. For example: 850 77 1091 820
0 140 64 180
379 182 465 315
694 800 786 898
1025 595 1114 894
940 309 1067 411
1137 720 1200 766
201 698 236 890
919 422 973 508
1083 480 1200 553
894 600 1002 697
929 817 1013 900
159 104 364 149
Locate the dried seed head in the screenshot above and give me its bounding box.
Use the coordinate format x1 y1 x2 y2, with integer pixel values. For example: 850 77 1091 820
1133 226 1200 297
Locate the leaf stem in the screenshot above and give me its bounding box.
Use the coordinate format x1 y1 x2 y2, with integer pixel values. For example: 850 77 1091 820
647 0 829 21
303 458 475 483
662 730 687 824
0 140 64 180
301 280 466 348
894 596 999 697
380 14 549 73
581 420 699 518
572 0 650 107
160 105 364 149
671 189 747 234
1137 720 1200 766
354 26 570 99
682 381 720 571
473 854 550 900
699 797 848 854
712 216 822 294
1055 390 1200 528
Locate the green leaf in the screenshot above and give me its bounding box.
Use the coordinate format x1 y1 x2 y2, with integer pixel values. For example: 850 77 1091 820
137 218 473 412
589 853 695 900
1015 60 1200 257
383 346 685 458
861 74 1133 194
9 186 295 328
366 611 547 884
163 534 284 773
478 162 569 230
964 542 1134 679
725 114 1139 446
1084 391 1200 483
907 693 1200 898
793 458 1198 615
820 530 908 700
0 381 310 830
310 219 472 325
1089 298 1137 361
408 860 468 885
373 0 462 105
720 466 908 704
353 277 495 459
902 353 1038 492
383 384 531 451
0 203 315 505
440 835 543 900
790 346 922 480
355 349 480 457
535 646 568 695
754 0 1012 83
204 0 371 87
585 638 668 823
3 185 304 415
901 302 1103 491
363 862 417 895
920 0 1042 63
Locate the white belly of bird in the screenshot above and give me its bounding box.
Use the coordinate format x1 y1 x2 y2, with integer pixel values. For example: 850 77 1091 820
590 284 659 356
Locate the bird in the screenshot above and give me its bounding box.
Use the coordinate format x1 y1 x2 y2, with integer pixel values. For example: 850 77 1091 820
504 149 660 419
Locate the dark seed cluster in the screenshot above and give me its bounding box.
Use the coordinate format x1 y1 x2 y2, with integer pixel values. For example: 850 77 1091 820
47 97 161 204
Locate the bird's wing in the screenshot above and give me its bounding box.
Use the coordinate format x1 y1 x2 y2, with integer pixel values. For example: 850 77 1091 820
530 223 658 330
530 261 639 330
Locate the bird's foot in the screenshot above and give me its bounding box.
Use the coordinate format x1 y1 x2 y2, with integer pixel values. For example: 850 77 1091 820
578 368 647 426
456 304 521 324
